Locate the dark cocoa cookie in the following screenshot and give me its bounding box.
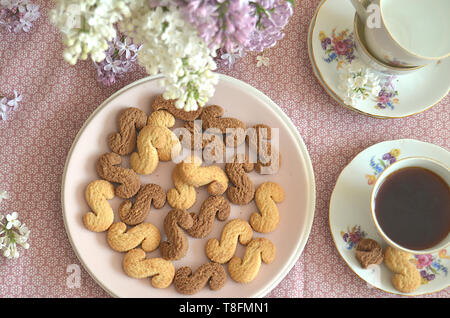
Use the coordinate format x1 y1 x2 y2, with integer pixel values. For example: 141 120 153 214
225 155 255 205
356 238 384 269
186 195 230 238
160 209 194 261
200 105 246 147
152 94 202 121
247 124 281 175
174 262 227 295
108 107 147 156
119 184 167 225
96 152 141 199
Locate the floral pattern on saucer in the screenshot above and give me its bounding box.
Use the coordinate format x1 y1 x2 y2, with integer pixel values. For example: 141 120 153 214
374 76 400 110
365 149 400 185
341 225 367 250
318 28 402 111
319 28 356 68
414 253 449 284
341 224 449 286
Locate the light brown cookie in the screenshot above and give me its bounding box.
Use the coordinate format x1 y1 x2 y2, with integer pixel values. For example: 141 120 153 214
249 182 285 233
384 246 421 293
160 209 194 261
96 152 141 199
200 105 246 147
83 180 115 232
205 219 253 264
147 110 182 161
119 184 166 226
173 262 227 295
177 155 229 196
355 238 384 269
107 222 161 253
247 124 281 175
123 248 175 288
108 107 147 156
130 124 159 175
130 111 181 175
228 238 275 283
186 195 231 238
225 155 255 205
167 164 197 210
152 94 202 121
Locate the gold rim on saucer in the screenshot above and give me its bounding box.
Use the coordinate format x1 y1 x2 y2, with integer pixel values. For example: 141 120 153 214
308 0 449 119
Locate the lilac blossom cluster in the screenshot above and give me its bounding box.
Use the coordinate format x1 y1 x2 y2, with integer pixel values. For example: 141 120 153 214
151 0 294 66
93 36 142 86
0 0 40 33
0 91 22 121
246 0 294 52
51 0 295 108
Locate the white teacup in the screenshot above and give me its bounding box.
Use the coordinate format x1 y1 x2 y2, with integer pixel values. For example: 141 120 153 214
353 14 424 75
351 0 450 67
370 157 450 255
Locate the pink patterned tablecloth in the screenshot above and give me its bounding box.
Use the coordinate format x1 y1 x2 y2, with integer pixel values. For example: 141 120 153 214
0 0 448 298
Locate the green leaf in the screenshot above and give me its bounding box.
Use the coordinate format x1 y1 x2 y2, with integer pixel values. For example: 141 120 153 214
286 0 296 6
378 159 387 168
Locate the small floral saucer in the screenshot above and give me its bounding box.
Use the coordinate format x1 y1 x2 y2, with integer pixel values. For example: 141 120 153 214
308 0 450 119
329 139 450 296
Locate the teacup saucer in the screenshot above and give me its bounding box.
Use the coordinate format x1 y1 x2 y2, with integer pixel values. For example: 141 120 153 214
329 139 450 296
308 0 450 119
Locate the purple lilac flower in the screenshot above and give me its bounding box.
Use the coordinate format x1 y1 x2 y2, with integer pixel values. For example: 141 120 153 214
245 0 294 52
94 36 141 86
0 0 40 33
178 0 256 53
219 47 245 68
0 90 22 121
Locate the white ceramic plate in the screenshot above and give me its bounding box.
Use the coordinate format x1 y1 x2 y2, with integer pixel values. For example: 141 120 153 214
309 0 450 119
61 74 316 298
329 139 450 296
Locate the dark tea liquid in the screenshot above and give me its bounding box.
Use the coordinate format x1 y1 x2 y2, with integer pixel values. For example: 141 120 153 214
375 166 450 250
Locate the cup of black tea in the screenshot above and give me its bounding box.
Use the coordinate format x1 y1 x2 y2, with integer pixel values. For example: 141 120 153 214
370 157 450 254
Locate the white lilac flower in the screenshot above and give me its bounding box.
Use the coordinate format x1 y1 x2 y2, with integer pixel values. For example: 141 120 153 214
50 0 133 65
0 91 22 121
119 2 218 111
256 54 269 67
0 212 30 259
0 190 9 203
338 61 381 107
0 97 9 120
7 90 22 110
6 212 20 230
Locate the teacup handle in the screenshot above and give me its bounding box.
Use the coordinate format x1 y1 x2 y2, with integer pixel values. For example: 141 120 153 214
350 0 372 21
